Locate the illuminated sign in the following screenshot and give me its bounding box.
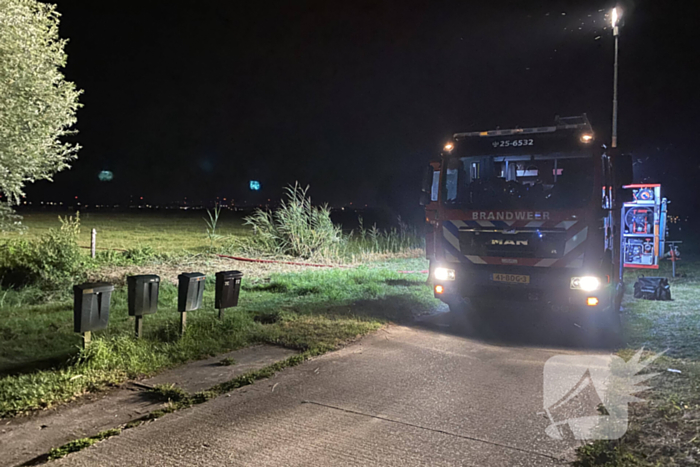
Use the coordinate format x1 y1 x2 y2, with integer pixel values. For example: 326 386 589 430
98 170 113 182
249 180 261 191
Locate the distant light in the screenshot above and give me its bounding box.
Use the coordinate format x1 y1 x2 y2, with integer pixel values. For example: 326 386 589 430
581 134 594 143
98 170 113 182
444 142 454 152
249 180 261 191
611 7 620 28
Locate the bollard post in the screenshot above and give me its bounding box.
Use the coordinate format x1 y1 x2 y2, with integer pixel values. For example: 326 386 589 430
91 229 97 259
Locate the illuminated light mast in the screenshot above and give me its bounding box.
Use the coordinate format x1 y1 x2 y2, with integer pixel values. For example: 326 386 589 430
611 7 621 148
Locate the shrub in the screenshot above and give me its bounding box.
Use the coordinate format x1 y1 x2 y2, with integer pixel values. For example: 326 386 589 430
236 183 344 260
0 214 83 289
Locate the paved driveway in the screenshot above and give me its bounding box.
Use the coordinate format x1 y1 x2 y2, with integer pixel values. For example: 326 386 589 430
59 308 616 466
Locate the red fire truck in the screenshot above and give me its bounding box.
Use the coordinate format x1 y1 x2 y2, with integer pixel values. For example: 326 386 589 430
420 115 632 332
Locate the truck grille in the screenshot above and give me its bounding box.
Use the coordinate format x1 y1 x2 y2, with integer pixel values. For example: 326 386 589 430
458 229 566 258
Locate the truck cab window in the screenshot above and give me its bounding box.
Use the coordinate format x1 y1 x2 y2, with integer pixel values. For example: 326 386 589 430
443 154 594 209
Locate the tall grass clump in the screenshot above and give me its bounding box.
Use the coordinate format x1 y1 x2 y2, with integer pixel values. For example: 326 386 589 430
236 183 344 260
204 204 223 251
0 214 83 290
226 183 423 262
348 215 423 256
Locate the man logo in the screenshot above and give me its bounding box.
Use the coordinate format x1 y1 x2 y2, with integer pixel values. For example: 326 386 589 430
491 239 529 246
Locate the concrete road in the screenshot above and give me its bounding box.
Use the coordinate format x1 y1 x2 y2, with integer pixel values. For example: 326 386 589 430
59 307 617 466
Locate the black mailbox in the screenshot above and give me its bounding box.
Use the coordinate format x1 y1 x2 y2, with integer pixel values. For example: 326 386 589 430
178 272 206 312
127 275 160 316
73 282 114 333
215 270 243 310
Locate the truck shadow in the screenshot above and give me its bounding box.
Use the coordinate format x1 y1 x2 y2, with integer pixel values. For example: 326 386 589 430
412 305 623 350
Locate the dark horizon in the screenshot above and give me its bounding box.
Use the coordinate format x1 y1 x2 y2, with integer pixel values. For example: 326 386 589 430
21 0 700 218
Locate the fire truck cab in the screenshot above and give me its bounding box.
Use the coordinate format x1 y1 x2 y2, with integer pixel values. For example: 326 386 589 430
421 115 632 332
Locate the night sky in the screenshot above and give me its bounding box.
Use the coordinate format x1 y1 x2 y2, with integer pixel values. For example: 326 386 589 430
24 0 700 216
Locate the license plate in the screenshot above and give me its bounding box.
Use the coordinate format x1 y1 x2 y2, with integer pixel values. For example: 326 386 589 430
491 273 530 284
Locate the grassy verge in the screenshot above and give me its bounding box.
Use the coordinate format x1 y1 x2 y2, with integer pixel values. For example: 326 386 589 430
0 261 437 418
575 259 700 466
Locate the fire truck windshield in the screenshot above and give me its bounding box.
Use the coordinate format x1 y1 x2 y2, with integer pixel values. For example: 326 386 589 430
442 154 594 209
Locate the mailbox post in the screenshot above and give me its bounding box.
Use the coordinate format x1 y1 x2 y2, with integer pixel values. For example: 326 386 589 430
127 275 160 338
177 273 206 335
73 282 114 348
215 271 243 319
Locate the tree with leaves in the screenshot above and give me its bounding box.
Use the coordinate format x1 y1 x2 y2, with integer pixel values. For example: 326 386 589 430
0 0 81 229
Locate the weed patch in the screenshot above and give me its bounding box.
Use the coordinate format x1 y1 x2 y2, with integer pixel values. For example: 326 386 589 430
574 441 639 467
48 428 121 460
150 383 189 403
253 312 281 324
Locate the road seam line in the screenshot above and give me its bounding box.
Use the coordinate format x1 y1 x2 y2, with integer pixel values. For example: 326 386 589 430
302 400 568 463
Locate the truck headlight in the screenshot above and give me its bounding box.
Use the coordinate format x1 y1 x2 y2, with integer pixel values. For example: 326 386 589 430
570 276 601 291
434 267 455 281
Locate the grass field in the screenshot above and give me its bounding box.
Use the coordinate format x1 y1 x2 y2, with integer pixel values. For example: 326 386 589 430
0 263 437 417
576 259 700 466
0 211 435 418
3 211 249 253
